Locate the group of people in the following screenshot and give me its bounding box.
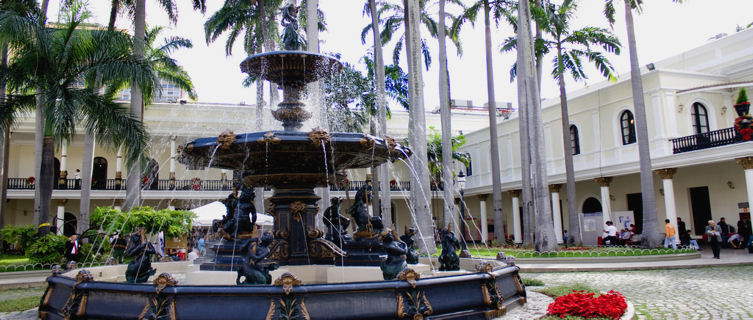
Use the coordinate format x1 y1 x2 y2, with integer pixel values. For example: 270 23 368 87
602 221 635 246
706 216 753 259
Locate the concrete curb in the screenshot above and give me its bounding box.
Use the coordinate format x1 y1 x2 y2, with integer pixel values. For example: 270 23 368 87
516 252 701 264
621 300 636 320
517 259 753 272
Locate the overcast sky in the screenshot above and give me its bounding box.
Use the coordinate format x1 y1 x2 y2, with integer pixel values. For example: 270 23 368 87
47 0 753 110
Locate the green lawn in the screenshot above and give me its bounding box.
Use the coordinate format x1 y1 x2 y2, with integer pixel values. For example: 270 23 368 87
0 296 40 313
462 246 696 258
0 254 29 266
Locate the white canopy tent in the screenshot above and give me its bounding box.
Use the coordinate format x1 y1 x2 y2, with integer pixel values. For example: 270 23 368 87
191 201 273 227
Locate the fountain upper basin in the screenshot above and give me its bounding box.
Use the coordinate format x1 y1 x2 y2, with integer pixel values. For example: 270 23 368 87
179 131 410 188
240 51 342 88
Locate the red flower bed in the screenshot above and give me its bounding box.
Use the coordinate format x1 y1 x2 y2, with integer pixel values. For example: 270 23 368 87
547 290 627 320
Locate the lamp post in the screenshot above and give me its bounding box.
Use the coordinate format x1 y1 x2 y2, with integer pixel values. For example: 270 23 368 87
457 171 471 258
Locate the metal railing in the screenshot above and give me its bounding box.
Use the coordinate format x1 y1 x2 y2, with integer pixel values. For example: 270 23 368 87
670 127 743 154
7 178 413 192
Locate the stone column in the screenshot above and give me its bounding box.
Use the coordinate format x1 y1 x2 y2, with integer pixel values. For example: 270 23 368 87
509 190 522 244
169 136 176 190
655 168 678 230
221 170 229 190
478 194 488 244
59 142 68 189
56 200 67 235
594 177 613 225
549 184 564 244
115 146 123 189
737 157 753 213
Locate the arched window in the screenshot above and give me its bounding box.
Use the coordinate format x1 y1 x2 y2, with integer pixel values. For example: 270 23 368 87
691 102 709 134
582 197 603 214
620 110 636 145
569 125 580 155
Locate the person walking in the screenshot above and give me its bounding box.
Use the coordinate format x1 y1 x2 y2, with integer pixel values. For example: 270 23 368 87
706 220 722 259
664 219 677 250
197 236 206 256
65 234 80 263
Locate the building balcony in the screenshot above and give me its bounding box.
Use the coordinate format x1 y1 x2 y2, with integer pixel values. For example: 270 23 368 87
670 127 744 154
6 178 417 192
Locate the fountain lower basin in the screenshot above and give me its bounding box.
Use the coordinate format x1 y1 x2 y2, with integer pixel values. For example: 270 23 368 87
38 259 526 320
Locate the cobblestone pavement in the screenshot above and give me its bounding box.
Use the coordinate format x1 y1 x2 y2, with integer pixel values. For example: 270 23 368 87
524 265 753 320
497 291 552 320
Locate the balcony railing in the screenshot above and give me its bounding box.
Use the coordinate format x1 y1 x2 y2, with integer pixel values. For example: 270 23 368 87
670 127 743 154
6 178 415 192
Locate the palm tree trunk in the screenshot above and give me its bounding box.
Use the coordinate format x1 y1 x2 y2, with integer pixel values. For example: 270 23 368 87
483 0 505 243
78 133 94 232
624 1 660 247
369 0 391 227
124 0 146 211
533 0 544 89
33 0 50 231
36 136 54 230
0 45 8 227
518 0 557 252
260 1 279 107
109 0 120 29
557 43 581 246
437 0 455 230
405 0 436 254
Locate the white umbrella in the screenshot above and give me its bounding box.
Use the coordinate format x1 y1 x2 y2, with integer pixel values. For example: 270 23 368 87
191 201 273 227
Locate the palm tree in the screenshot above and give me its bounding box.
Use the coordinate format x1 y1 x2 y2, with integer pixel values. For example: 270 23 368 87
362 0 463 70
2 4 156 230
365 0 391 226
0 0 39 227
502 0 621 245
515 0 557 252
603 0 682 247
459 0 514 243
116 0 207 211
405 0 436 254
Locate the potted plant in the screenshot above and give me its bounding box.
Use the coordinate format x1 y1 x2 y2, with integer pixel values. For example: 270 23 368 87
734 88 750 117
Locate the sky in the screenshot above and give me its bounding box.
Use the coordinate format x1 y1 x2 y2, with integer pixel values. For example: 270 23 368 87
46 0 753 110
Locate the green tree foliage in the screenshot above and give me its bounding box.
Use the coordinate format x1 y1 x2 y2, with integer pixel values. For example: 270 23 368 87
26 233 67 264
425 127 469 186
91 206 195 238
0 225 36 253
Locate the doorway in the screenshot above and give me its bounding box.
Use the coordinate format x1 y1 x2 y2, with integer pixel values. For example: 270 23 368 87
92 157 108 189
689 186 712 236
64 212 77 236
626 193 643 234
53 157 60 188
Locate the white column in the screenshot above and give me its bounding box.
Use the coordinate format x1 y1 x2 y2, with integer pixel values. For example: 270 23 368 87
656 168 678 230
479 195 488 244
595 177 613 225
737 158 753 212
510 190 522 244
60 142 68 172
116 146 123 174
56 205 65 235
169 136 176 174
550 185 563 244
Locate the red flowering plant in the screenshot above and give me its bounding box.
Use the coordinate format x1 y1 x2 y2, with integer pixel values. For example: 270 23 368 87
734 114 752 141
547 290 627 320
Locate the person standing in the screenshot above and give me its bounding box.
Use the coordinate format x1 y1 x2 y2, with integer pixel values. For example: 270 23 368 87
603 221 618 246
74 169 81 189
664 219 677 249
738 217 752 249
197 236 206 256
706 220 722 259
718 217 730 248
676 217 687 236
65 234 80 262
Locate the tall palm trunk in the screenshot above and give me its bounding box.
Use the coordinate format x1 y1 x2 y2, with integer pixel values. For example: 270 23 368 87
405 0 436 254
80 4 120 231
78 134 94 231
482 0 504 243
517 0 557 252
624 1 660 247
124 0 146 211
437 0 455 230
33 0 51 232
556 41 581 245
0 45 8 227
260 1 279 107
369 0 391 227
